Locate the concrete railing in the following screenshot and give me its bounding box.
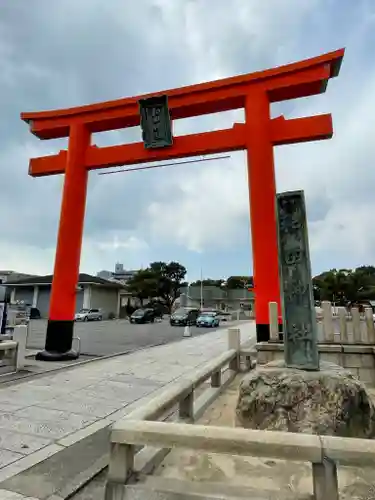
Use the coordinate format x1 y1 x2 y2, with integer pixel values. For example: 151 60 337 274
0 325 30 374
268 301 282 341
318 301 375 344
110 419 375 500
106 328 244 498
0 339 18 375
269 301 375 345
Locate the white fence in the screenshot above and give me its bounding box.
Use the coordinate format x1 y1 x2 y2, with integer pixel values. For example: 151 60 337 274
269 301 375 345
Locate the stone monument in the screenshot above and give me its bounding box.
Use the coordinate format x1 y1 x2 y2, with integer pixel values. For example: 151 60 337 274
277 190 319 370
236 190 375 437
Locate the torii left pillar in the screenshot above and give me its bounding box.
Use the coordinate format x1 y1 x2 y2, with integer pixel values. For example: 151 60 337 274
37 125 90 360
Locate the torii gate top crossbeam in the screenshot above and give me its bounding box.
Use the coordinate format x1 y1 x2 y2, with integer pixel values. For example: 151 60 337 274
21 49 344 140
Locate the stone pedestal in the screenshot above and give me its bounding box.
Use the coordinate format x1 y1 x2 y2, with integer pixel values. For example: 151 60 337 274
236 360 375 438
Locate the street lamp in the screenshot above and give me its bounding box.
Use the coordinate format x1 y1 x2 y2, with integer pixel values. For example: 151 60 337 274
182 282 191 307
200 268 204 309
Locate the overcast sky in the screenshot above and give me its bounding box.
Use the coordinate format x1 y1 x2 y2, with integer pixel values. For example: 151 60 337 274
0 0 375 281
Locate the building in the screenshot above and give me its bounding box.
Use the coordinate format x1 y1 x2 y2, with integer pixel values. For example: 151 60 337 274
5 273 125 319
0 270 36 284
97 263 138 284
177 285 255 312
96 270 112 280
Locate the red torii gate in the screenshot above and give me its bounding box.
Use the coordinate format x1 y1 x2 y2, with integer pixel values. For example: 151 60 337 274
21 48 344 361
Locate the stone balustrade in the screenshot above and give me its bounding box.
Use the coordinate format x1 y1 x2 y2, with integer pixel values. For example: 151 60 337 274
0 325 28 375
105 327 244 498
0 340 18 375
109 418 375 500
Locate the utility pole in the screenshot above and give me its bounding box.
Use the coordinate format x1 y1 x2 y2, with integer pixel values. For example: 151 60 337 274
200 268 204 309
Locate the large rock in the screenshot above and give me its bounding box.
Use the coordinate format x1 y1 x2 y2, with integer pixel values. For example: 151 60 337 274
236 360 375 438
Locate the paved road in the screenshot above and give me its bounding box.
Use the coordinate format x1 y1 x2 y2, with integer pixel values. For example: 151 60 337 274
26 318 242 357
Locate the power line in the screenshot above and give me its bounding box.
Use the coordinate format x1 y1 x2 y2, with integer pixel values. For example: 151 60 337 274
98 154 231 176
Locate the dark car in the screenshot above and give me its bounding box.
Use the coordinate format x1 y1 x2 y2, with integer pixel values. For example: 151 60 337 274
130 308 155 324
30 307 41 320
170 307 200 326
143 302 165 320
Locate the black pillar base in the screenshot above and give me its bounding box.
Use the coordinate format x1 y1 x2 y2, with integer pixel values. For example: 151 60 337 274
256 323 270 343
35 349 78 361
35 319 79 362
278 322 284 342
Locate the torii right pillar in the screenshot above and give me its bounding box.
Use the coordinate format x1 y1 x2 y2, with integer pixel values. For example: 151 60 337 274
244 55 344 342
246 89 280 342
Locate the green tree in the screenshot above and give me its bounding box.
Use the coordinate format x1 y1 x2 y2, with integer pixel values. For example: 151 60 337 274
347 266 375 301
189 279 224 287
125 268 159 305
313 269 352 304
312 266 375 304
150 261 187 312
225 276 253 290
126 261 187 312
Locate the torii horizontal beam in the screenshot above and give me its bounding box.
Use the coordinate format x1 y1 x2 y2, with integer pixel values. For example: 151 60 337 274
28 114 333 177
21 48 343 140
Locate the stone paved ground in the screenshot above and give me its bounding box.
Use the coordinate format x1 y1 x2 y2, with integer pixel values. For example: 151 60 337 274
0 322 255 489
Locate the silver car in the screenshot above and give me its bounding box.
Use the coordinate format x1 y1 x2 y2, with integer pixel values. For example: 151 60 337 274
75 308 103 321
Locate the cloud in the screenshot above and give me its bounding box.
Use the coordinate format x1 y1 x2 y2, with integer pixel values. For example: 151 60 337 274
95 234 148 252
146 154 249 252
0 0 374 278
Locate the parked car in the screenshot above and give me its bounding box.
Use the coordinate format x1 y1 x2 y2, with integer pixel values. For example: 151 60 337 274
170 307 200 326
75 308 103 322
29 307 41 320
217 311 231 322
130 308 155 324
143 303 164 320
144 301 167 319
196 311 220 328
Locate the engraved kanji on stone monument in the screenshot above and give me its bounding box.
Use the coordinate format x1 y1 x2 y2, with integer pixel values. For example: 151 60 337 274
276 190 320 370
139 95 173 149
